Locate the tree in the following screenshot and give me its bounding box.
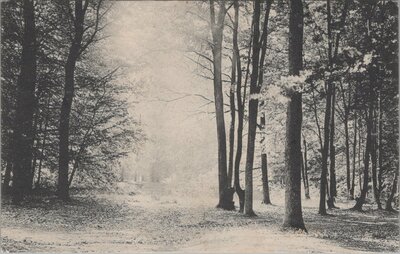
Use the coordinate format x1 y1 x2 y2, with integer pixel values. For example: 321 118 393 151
350 0 398 211
282 0 306 231
227 6 237 189
370 106 381 209
1 0 143 199
67 62 143 188
232 0 246 213
244 0 268 216
352 86 373 211
327 82 337 209
209 0 235 210
243 0 273 216
57 0 105 200
319 0 349 214
259 0 274 206
1 0 22 195
243 0 261 216
337 79 354 200
11 0 37 203
350 108 357 199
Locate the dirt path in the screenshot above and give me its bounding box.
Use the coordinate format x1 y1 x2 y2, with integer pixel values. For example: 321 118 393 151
1 188 398 253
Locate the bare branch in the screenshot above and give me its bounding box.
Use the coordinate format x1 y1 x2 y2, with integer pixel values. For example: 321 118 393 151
188 50 214 63
79 0 105 55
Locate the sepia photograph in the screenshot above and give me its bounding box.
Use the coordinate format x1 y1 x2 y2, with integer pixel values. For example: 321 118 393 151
0 0 399 253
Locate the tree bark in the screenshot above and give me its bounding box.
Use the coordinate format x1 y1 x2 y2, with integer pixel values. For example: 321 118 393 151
283 94 306 231
282 0 306 231
11 0 37 204
210 0 235 210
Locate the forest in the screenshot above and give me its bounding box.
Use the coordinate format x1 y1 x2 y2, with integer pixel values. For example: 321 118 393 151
1 0 399 253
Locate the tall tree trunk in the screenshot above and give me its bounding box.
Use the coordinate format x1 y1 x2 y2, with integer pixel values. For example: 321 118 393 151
244 0 273 216
228 93 235 188
283 93 306 230
301 151 306 196
344 102 351 199
352 0 375 212
319 80 331 215
30 110 43 189
35 155 43 189
35 112 49 189
327 85 337 209
377 91 383 207
350 111 357 199
371 108 382 209
352 100 373 211
358 117 363 192
302 138 310 199
325 173 331 208
227 24 237 189
352 112 372 211
11 0 37 204
58 0 87 201
232 0 245 212
320 0 349 214
210 0 235 210
31 145 38 187
260 114 271 204
319 0 334 215
282 0 306 231
244 0 262 217
258 0 273 205
58 45 79 201
261 151 271 204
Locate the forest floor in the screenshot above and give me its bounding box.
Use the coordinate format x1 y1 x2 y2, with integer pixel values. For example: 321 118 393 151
1 182 399 253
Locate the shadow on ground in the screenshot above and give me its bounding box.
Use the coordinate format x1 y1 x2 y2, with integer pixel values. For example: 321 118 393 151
1 188 398 253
